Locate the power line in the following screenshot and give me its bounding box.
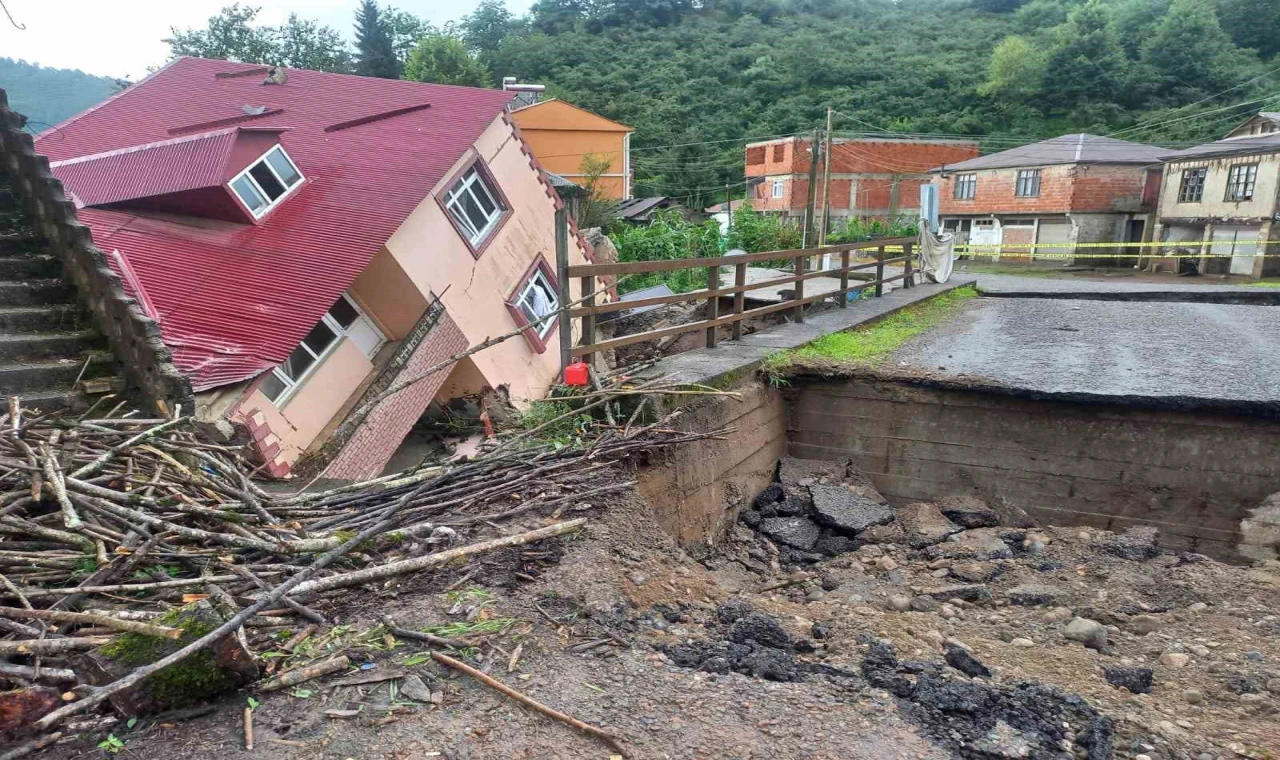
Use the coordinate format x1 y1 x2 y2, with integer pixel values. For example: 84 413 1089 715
1106 61 1280 139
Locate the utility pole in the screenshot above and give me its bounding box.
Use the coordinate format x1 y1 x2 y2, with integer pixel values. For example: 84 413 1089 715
726 183 732 236
819 107 833 247
803 128 821 249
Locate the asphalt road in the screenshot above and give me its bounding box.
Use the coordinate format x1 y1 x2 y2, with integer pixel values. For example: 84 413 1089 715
891 297 1280 402
968 271 1267 295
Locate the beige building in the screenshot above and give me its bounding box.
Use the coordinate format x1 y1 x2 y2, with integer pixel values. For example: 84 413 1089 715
1153 127 1280 277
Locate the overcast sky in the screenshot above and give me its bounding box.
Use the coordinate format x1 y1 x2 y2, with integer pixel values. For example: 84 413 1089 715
1 0 533 81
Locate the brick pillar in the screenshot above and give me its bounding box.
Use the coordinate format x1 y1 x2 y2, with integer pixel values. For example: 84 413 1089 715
322 308 470 481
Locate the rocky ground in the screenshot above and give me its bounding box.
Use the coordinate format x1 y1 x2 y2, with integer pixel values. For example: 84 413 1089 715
33 458 1280 760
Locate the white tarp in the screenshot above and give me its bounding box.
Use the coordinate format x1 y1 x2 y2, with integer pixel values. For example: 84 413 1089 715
918 226 955 283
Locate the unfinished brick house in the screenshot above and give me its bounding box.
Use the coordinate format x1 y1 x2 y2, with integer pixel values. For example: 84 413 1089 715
33 57 595 480
932 134 1165 263
745 136 978 224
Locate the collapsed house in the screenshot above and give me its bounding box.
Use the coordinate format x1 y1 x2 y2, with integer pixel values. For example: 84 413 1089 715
15 58 598 479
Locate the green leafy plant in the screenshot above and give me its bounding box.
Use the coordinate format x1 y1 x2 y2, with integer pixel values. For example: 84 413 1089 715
609 209 722 294
98 734 125 754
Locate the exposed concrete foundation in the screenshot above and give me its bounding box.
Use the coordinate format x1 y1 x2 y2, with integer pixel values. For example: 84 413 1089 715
640 375 1280 560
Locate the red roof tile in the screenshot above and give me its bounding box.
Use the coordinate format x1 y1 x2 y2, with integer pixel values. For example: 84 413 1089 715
39 57 516 391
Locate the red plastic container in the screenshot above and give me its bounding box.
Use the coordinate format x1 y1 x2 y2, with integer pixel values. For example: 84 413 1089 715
563 361 590 386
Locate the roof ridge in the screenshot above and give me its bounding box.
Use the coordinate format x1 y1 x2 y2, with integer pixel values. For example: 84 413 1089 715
48 126 283 167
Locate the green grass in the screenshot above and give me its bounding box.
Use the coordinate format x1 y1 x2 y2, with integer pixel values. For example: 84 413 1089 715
1244 279 1280 287
763 286 978 375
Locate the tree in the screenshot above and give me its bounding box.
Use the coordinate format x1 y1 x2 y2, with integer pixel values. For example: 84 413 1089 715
403 34 492 87
276 15 351 72
165 4 277 64
463 0 517 55
1040 0 1127 111
165 5 349 72
384 8 430 66
354 0 402 79
979 35 1045 101
1139 0 1242 101
1218 0 1280 59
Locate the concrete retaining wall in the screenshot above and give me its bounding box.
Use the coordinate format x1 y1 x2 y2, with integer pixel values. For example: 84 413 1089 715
787 377 1280 558
636 383 786 552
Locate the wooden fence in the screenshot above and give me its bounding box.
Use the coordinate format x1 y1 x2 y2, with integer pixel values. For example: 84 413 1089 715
555 234 917 369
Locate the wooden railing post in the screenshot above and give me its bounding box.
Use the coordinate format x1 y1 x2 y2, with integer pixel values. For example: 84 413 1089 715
875 246 885 297
903 241 914 289
705 263 720 348
731 262 746 341
580 274 596 366
793 253 806 323
839 248 850 308
554 208 571 374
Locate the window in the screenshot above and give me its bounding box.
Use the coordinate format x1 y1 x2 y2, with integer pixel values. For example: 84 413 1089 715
954 174 977 200
260 294 375 405
1225 163 1258 202
771 179 784 199
443 165 506 247
228 145 304 219
1177 167 1206 203
1014 169 1041 198
772 144 786 161
514 267 559 340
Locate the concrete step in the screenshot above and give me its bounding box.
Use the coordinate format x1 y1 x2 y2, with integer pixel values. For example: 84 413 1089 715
0 353 116 395
0 304 86 333
0 279 76 307
0 331 103 362
0 234 43 256
7 387 80 414
0 254 60 280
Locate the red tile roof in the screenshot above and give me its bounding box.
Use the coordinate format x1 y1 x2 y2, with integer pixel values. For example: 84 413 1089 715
39 57 516 391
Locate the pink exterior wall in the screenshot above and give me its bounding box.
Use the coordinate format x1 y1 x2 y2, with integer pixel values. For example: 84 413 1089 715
382 114 591 404
323 309 470 480
233 338 374 473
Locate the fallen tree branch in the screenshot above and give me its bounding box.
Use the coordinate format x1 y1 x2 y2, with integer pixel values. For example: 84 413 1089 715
431 650 626 755
257 655 350 692
380 616 470 649
0 606 181 638
0 635 110 655
280 518 587 598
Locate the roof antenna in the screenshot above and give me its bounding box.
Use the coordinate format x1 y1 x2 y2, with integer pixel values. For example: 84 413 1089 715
263 67 289 86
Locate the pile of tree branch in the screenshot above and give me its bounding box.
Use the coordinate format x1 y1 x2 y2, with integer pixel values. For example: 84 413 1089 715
0 382 724 755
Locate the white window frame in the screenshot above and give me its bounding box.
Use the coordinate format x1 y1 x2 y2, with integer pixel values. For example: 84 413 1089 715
263 294 371 407
228 145 305 220
771 179 784 199
1014 169 1041 198
1225 163 1258 202
443 165 506 247
514 267 560 340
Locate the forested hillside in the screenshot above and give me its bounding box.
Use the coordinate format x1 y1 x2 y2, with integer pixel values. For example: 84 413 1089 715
465 0 1276 202
0 58 121 129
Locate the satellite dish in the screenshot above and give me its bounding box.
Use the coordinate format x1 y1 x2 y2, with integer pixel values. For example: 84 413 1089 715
263 68 289 86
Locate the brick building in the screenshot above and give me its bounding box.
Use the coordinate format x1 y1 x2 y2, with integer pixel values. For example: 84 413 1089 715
932 134 1165 263
745 136 978 225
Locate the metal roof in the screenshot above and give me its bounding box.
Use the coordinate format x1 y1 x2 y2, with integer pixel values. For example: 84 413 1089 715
932 134 1167 172
38 57 516 391
616 196 672 220
1163 133 1280 161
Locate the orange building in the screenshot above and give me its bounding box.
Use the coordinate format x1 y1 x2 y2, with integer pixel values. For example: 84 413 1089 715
509 99 633 200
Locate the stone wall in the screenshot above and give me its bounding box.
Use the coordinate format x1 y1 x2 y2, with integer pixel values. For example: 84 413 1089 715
787 377 1280 559
0 90 192 413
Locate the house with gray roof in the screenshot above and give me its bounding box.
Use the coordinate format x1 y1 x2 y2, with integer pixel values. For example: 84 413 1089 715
930 134 1165 264
1152 127 1280 278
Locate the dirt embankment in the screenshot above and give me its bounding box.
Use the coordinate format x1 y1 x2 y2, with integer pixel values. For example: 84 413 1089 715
32 459 1280 760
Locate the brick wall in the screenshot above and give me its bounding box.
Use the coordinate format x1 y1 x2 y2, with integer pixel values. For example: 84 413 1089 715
748 137 977 216
322 308 469 481
939 163 1156 216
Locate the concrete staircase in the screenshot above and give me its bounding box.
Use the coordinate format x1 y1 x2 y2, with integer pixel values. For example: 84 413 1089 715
0 173 122 411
